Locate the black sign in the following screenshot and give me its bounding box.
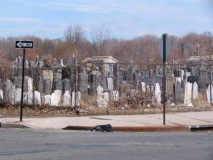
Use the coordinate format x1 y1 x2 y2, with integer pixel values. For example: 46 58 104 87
16 41 33 48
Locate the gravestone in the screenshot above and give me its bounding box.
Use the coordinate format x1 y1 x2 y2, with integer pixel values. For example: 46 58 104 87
184 82 192 105
206 84 213 103
3 79 15 104
78 73 88 94
44 95 51 105
96 85 106 107
43 70 53 84
28 61 35 68
123 70 127 81
131 89 136 97
180 70 184 80
34 91 41 105
103 92 109 104
166 73 174 101
92 72 102 90
0 90 3 102
198 65 207 90
24 92 33 105
174 77 182 103
155 65 160 75
37 78 43 94
141 82 146 93
25 61 29 69
174 71 180 77
43 79 52 95
113 90 119 101
102 78 107 90
142 75 149 86
63 78 71 93
63 91 71 106
191 66 198 75
53 73 62 91
72 91 81 107
51 90 61 106
17 56 22 68
14 88 21 104
34 69 43 93
127 66 133 81
153 75 163 87
107 77 113 93
13 76 22 88
193 82 198 100
154 83 161 105
24 76 33 93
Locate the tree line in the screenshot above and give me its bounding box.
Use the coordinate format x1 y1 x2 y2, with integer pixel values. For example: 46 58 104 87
0 25 212 67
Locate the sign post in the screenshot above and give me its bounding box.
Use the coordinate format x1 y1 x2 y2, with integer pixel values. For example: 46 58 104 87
16 41 33 121
160 34 170 125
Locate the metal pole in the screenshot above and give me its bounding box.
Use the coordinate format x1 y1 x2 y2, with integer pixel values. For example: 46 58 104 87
210 63 212 106
163 35 166 125
75 50 78 109
20 48 26 121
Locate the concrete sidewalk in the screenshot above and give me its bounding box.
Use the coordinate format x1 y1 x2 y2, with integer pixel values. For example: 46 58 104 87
0 111 213 130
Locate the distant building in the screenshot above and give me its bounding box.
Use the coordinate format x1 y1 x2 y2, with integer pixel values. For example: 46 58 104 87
82 56 118 76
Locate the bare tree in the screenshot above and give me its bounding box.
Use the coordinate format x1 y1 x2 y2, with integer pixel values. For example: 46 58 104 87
64 25 86 48
90 27 111 56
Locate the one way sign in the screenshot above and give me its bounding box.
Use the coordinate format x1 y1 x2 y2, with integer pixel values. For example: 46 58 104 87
16 41 33 48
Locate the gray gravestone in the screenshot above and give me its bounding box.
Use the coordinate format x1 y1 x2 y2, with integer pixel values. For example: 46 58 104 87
53 73 62 91
63 78 71 93
174 77 182 103
78 73 88 94
153 75 163 87
198 65 207 90
13 76 22 88
167 73 174 101
43 79 52 95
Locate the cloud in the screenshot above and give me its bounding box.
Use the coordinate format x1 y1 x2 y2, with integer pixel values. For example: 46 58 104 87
0 17 41 23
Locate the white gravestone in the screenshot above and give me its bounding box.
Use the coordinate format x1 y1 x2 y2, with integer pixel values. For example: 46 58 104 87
141 82 146 92
96 86 107 107
15 88 21 104
154 83 161 104
34 91 41 105
206 84 213 103
72 91 81 107
44 95 51 105
113 90 119 101
103 92 109 103
51 90 61 106
63 91 71 106
107 78 113 92
184 82 192 105
0 90 3 102
24 76 33 93
193 82 198 100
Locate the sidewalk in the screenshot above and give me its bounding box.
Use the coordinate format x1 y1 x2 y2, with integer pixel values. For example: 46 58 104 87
0 111 213 130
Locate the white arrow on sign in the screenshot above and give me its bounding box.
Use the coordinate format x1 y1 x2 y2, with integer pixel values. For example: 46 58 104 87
16 42 22 48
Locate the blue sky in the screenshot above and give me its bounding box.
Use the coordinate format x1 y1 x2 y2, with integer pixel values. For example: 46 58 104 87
0 0 212 40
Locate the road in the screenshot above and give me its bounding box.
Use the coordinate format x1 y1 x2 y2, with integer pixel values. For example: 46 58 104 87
0 129 212 160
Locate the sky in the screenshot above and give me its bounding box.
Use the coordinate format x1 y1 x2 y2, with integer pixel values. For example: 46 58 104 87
0 0 212 40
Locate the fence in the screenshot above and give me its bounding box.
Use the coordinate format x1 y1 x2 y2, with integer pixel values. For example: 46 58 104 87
0 57 212 117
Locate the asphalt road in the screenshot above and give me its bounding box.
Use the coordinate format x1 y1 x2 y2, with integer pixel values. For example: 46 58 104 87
0 129 212 160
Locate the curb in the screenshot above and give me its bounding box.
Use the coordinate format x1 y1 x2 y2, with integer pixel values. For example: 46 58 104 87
63 125 190 132
0 122 29 129
189 125 213 132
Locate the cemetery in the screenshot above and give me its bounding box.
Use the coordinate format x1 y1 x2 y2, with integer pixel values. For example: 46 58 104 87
0 54 212 116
